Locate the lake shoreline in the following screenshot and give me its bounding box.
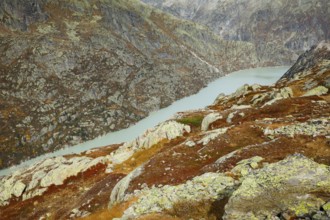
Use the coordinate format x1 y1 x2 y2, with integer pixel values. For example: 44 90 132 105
0 66 289 177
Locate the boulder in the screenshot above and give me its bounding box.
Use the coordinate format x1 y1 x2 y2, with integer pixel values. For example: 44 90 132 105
109 121 191 165
198 127 230 145
201 113 222 131
303 86 328 97
109 164 145 206
224 154 330 219
119 172 235 219
12 181 26 197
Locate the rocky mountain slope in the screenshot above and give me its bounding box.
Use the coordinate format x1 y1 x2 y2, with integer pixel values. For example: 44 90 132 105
1 0 328 169
0 0 279 169
142 0 330 62
0 43 329 220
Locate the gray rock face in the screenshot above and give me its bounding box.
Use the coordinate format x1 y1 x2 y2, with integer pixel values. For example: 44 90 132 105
0 155 107 206
224 154 330 219
0 0 48 31
118 172 236 220
280 42 330 80
264 117 330 138
142 0 330 64
0 0 265 169
303 86 329 97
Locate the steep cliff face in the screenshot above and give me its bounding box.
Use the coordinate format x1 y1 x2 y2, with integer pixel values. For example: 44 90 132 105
0 0 273 169
142 0 330 63
0 44 329 220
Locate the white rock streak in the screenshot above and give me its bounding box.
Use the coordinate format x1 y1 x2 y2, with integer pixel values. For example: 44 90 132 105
109 121 191 165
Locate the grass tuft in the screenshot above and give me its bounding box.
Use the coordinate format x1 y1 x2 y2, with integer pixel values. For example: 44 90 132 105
176 115 204 127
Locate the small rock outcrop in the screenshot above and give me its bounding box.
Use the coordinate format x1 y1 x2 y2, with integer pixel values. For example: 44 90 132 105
280 42 330 80
224 154 330 219
303 86 329 97
0 156 106 206
119 172 236 219
109 164 145 206
201 112 223 131
108 121 191 165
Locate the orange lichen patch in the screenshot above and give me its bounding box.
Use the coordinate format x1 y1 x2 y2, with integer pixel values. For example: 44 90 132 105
224 123 267 147
161 197 229 220
322 95 330 103
289 84 306 96
80 144 122 158
114 139 169 174
176 66 192 75
73 173 125 218
44 2 74 25
81 197 138 220
137 213 181 220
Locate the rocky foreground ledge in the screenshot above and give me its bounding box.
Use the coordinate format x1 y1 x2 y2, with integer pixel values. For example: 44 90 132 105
0 43 329 219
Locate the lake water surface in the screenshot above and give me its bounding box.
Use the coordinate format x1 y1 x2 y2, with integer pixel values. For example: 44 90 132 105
0 66 289 176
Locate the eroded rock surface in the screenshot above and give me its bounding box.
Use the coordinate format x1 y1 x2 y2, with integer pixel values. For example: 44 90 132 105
224 154 330 220
119 172 236 219
142 0 330 64
108 121 191 166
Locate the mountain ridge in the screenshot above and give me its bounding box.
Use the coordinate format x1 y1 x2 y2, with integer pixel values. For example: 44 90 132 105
142 0 330 62
0 0 278 169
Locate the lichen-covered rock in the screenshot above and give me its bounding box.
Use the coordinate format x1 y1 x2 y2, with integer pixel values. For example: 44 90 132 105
264 117 330 138
224 154 330 220
230 104 251 110
323 202 330 217
254 87 293 107
0 178 26 205
201 113 222 131
109 121 191 165
40 156 105 187
232 84 250 98
109 164 145 206
303 86 329 97
226 111 237 123
213 93 226 104
12 181 26 197
119 172 236 220
0 179 26 205
230 156 263 177
277 87 294 98
0 156 106 206
197 127 230 145
184 140 196 147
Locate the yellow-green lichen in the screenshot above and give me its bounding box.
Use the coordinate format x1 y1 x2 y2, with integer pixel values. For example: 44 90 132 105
289 198 325 216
